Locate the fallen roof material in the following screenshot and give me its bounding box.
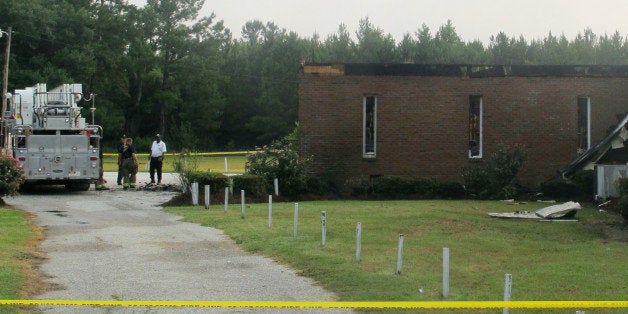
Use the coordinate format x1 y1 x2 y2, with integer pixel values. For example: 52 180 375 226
558 113 628 178
488 201 580 219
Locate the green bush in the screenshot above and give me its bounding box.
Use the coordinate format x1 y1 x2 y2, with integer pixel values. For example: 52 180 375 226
463 148 526 199
619 195 628 220
0 155 24 201
540 178 579 198
182 171 229 192
369 176 465 199
616 177 628 196
232 174 266 197
345 176 372 198
246 138 311 197
541 170 595 200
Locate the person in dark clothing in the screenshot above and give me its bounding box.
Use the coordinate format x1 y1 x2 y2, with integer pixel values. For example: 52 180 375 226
118 136 138 189
117 135 126 185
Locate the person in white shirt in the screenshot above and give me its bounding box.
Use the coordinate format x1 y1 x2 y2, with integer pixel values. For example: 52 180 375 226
149 133 167 184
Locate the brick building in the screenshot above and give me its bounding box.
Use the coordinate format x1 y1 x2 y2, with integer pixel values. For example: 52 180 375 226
298 63 628 191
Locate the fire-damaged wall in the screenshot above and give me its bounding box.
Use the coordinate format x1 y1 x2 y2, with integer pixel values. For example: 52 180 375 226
298 64 628 190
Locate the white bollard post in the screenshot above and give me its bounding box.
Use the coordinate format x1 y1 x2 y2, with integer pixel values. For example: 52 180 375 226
240 190 245 219
321 211 327 246
267 195 272 228
204 185 210 209
274 178 279 196
356 222 362 262
396 234 404 274
191 182 199 205
443 247 450 298
223 187 229 213
224 157 228 173
503 273 512 314
293 203 299 239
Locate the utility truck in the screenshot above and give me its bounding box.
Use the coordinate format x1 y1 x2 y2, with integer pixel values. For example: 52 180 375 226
4 83 102 190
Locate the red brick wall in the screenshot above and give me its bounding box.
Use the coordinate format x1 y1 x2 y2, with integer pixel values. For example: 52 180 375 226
299 72 628 189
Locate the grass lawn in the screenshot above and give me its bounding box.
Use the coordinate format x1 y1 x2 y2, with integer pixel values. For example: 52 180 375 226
165 200 627 313
102 152 248 173
0 208 41 313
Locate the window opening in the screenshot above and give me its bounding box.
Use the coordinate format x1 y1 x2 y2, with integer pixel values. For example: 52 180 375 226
469 95 483 158
577 96 590 153
363 96 377 158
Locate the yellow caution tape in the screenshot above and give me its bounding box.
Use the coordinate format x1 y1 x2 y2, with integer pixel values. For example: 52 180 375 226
1 300 626 309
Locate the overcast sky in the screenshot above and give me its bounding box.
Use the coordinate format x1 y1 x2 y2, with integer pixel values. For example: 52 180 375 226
129 0 628 44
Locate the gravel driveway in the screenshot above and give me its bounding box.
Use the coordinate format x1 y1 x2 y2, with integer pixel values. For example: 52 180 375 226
9 172 349 313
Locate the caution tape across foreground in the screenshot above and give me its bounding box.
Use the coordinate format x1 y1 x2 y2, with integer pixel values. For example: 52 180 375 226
1 300 627 309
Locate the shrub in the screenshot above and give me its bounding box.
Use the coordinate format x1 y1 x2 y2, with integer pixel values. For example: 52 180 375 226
345 176 372 198
619 195 628 221
181 171 229 192
246 138 311 197
540 178 579 198
232 174 266 198
463 148 526 199
541 170 595 200
434 181 467 199
369 176 465 199
0 155 24 201
616 177 628 197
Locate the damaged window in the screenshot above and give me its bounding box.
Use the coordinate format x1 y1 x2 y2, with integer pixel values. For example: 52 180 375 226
577 96 590 153
363 96 377 158
469 95 483 158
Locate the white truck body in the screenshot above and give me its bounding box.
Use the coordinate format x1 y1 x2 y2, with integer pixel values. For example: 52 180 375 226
6 83 102 190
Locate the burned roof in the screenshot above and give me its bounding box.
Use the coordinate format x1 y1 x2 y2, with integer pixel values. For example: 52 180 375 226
302 63 628 78
559 113 628 178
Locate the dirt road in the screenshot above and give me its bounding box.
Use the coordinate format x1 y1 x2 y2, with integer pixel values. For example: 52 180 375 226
9 173 348 313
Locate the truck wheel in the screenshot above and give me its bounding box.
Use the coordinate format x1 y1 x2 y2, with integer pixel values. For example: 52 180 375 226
66 181 91 191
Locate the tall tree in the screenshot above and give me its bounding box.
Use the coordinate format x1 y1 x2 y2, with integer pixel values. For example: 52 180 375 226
321 24 355 63
141 0 209 138
354 17 396 63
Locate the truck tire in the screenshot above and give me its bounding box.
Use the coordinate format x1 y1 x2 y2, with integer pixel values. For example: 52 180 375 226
66 181 91 191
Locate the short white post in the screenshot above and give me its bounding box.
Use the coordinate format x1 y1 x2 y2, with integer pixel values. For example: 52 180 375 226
356 222 362 262
224 157 228 173
321 211 327 246
191 182 199 205
575 311 585 314
240 190 245 219
293 203 299 239
396 234 404 274
267 195 272 228
274 178 279 196
443 247 450 298
503 273 512 314
204 185 210 209
223 187 229 213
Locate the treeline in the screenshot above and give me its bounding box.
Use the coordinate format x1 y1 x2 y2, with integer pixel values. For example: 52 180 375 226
1 0 626 151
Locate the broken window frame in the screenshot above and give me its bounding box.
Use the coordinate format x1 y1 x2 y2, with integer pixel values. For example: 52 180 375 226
469 95 483 159
363 95 377 158
577 96 591 154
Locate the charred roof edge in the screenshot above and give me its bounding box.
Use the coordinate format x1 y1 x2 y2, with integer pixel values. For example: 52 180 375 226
302 63 628 77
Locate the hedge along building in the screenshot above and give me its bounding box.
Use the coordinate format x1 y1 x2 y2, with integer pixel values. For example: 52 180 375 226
298 63 628 192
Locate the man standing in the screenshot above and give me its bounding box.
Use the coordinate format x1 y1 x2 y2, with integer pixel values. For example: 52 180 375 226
116 135 126 185
150 134 167 184
119 136 138 190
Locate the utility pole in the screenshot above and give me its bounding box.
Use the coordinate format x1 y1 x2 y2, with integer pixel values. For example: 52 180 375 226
0 27 11 154
0 26 11 154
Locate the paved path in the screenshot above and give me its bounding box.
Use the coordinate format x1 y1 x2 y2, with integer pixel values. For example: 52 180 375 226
9 173 348 313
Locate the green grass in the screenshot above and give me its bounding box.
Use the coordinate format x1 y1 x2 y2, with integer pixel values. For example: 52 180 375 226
102 153 248 173
0 208 37 313
165 200 627 313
